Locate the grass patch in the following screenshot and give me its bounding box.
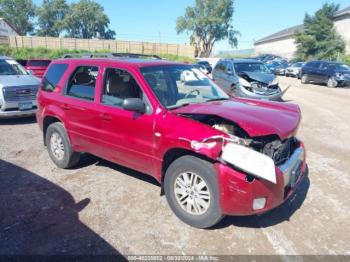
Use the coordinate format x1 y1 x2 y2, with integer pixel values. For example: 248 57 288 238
0 46 196 63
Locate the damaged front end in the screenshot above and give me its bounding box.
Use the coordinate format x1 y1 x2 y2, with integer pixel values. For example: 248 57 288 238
180 114 304 186
237 72 282 100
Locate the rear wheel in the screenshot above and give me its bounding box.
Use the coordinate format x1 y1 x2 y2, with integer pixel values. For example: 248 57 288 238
164 156 223 228
301 74 309 84
327 77 338 88
46 122 80 169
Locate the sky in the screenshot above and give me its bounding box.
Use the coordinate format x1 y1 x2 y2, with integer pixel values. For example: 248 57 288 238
33 0 350 53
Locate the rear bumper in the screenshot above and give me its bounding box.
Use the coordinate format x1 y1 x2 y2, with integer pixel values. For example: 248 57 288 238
216 143 306 216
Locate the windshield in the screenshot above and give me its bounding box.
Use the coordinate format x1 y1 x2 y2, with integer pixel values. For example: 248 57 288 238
0 60 28 76
141 65 229 109
234 63 271 73
329 63 350 71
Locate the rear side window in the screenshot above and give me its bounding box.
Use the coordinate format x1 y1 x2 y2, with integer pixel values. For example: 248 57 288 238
28 60 51 67
66 66 98 101
42 63 69 92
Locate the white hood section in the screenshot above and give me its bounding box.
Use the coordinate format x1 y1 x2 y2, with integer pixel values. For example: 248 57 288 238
0 75 40 88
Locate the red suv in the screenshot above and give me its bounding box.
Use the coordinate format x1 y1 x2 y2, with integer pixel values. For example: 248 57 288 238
17 59 51 78
36 56 307 228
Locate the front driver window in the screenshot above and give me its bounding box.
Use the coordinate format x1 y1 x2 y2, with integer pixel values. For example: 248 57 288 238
102 68 143 108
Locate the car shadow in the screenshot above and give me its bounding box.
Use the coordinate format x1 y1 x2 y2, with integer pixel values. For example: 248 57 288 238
72 154 160 187
0 159 126 259
214 166 310 229
0 116 37 125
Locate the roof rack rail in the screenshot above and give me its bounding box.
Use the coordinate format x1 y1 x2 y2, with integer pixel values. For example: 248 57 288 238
62 53 162 60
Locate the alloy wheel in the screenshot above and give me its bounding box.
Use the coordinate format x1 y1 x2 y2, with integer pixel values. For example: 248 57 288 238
50 132 65 161
174 172 211 215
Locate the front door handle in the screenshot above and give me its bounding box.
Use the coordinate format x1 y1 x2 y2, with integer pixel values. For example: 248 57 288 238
99 113 112 121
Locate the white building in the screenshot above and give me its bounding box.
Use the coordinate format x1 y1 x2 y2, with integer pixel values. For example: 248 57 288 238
254 6 350 59
0 18 19 36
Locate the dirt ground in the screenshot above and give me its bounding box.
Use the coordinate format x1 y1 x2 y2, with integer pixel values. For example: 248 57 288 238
0 76 349 256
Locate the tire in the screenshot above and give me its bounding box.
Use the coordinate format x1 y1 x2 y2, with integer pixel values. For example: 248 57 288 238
327 77 338 88
230 84 237 96
301 74 309 84
46 122 80 169
164 155 223 229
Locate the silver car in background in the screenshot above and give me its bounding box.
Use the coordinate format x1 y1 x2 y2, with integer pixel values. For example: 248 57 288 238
285 62 305 79
0 57 40 118
212 59 283 101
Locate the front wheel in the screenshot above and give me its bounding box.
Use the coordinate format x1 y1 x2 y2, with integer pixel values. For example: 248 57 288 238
301 74 309 84
164 156 223 228
327 77 338 88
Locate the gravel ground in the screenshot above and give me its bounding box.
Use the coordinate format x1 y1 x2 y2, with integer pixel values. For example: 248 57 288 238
0 76 349 256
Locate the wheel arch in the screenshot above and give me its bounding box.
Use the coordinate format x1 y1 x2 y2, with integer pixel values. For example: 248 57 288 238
43 115 64 146
160 147 216 188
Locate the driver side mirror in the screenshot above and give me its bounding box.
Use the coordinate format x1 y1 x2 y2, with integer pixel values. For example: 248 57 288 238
122 98 146 114
27 70 34 75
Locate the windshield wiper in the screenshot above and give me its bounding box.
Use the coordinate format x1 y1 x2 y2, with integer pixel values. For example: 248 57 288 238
205 98 230 102
168 103 194 110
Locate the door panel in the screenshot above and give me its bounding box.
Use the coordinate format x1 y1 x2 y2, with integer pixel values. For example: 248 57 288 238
95 66 157 175
61 65 103 154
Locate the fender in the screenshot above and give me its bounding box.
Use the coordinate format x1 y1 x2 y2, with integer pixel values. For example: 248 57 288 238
42 104 74 147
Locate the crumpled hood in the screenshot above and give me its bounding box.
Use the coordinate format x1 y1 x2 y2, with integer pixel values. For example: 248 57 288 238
173 98 301 140
0 75 40 87
240 71 275 84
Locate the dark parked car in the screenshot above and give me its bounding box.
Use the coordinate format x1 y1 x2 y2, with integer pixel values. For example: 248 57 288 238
212 59 282 101
36 55 306 228
17 59 51 78
197 60 212 74
301 61 350 88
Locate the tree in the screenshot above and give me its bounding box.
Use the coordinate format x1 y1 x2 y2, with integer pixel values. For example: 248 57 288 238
63 0 116 39
36 0 68 37
176 0 239 57
294 3 345 61
0 0 36 35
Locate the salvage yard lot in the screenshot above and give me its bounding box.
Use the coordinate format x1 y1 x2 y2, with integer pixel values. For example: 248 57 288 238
0 76 350 255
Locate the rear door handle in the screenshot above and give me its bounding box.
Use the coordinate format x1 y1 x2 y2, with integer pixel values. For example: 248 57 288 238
61 104 70 110
99 113 112 121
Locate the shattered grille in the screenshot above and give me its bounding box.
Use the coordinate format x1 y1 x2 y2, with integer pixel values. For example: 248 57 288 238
263 138 297 165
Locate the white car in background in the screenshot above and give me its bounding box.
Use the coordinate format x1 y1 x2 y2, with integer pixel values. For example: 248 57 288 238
0 57 40 118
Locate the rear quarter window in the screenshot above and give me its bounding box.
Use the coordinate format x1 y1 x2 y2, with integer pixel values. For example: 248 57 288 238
42 63 69 92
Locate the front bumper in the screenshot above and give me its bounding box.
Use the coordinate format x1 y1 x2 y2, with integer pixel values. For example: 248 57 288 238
237 86 282 101
286 69 300 76
0 108 37 118
0 100 38 118
216 143 306 216
335 77 350 87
